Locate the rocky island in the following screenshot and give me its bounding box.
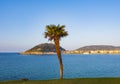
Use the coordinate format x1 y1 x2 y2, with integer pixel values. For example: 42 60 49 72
20 43 65 54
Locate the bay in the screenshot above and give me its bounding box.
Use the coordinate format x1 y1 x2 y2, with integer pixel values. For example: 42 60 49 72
0 53 120 81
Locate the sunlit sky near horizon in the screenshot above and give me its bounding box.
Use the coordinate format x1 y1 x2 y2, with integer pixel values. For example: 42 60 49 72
0 0 120 52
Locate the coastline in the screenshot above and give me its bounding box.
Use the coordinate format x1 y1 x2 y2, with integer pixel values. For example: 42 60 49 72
20 50 120 55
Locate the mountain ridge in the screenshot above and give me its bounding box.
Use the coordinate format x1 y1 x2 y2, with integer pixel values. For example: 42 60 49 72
76 45 120 50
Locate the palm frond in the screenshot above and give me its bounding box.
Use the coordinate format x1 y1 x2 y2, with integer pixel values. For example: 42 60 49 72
44 24 68 41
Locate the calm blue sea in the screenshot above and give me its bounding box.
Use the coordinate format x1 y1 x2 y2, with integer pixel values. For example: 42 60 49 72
0 53 120 81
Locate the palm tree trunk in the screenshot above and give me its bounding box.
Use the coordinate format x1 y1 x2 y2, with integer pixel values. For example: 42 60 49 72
54 37 63 79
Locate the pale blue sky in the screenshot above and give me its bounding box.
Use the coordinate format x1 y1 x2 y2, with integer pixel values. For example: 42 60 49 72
0 0 120 52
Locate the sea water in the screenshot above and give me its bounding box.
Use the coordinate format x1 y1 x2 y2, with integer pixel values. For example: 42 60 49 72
0 53 120 81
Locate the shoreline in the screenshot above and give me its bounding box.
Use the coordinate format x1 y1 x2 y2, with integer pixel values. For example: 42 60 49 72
20 51 120 55
1 78 120 84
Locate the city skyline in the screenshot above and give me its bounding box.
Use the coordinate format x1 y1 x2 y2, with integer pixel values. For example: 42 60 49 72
0 0 120 52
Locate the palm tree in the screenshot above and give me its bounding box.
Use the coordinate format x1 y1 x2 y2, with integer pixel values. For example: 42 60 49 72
44 24 68 79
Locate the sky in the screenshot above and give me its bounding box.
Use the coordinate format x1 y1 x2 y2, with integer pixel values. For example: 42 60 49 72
0 0 120 52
